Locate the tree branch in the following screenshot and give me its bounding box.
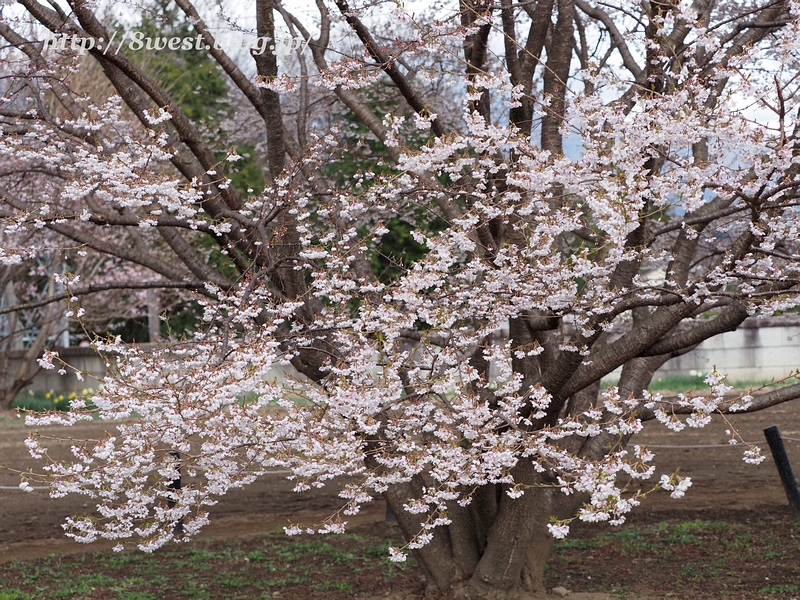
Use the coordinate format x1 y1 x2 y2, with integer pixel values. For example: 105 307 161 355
0 281 207 316
333 0 446 137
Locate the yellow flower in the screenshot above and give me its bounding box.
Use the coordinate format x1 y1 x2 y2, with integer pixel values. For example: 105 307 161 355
69 392 76 399
45 392 51 399
82 389 89 396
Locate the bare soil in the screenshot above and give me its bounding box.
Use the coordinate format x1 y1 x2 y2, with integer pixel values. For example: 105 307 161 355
2 400 800 598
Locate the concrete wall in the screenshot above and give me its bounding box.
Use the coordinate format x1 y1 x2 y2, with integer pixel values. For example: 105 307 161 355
655 317 800 382
2 346 107 393
2 344 300 395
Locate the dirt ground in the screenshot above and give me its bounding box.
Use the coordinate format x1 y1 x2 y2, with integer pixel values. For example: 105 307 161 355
2 401 800 598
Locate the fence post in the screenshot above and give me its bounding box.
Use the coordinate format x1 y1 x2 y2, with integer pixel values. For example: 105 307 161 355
167 451 184 535
763 425 800 517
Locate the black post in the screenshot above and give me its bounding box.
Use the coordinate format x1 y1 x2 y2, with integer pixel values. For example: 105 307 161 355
764 426 800 517
167 451 184 535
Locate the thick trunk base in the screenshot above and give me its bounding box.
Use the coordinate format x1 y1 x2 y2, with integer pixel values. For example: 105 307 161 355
405 466 584 600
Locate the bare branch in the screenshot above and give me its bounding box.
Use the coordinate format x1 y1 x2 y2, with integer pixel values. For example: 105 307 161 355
0 281 208 316
333 0 446 137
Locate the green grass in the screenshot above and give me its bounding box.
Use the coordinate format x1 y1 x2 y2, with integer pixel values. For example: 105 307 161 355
2 517 799 599
547 515 800 598
602 372 796 393
0 591 35 600
553 519 712 556
0 530 418 600
10 388 98 413
649 373 716 391
758 584 800 594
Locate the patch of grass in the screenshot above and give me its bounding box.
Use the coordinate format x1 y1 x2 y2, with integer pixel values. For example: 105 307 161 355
0 527 419 600
663 520 706 545
758 584 800 594
679 561 722 580
598 528 658 554
648 373 714 392
554 537 598 550
10 388 98 413
313 580 356 593
648 373 796 392
604 372 795 393
723 531 753 550
0 590 35 600
547 513 800 599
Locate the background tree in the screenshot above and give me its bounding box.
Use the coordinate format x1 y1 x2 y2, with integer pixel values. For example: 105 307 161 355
2 0 800 599
0 249 66 410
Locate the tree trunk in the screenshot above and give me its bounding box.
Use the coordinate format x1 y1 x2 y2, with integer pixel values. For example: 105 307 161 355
147 289 161 343
0 321 53 412
1 371 35 412
388 460 583 599
0 268 61 412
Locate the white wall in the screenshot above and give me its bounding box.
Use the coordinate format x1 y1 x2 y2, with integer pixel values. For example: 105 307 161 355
655 318 800 382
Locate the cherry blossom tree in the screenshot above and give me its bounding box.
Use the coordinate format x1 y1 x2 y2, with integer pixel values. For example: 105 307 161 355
3 0 800 597
0 247 66 410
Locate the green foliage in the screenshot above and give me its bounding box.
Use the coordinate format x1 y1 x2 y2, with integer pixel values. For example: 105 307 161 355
102 315 151 344
132 1 228 128
99 297 203 343
0 590 34 600
316 87 446 285
132 3 266 199
661 521 705 546
371 217 445 283
11 388 98 412
222 144 266 197
678 561 723 580
160 301 205 340
323 88 418 185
